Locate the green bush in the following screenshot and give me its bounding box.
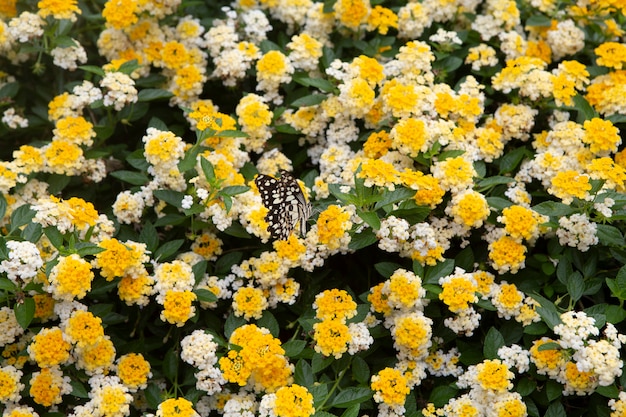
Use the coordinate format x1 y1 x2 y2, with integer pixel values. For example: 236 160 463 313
0 0 626 416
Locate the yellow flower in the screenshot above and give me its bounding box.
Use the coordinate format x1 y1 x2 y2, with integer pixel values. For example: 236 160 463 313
447 190 490 229
381 79 418 118
316 205 352 249
191 232 223 261
529 338 565 374
494 394 527 417
488 236 526 274
13 145 44 174
549 170 591 204
386 268 424 311
586 157 626 191
493 282 524 318
116 353 151 391
75 336 116 374
274 234 307 265
0 365 23 402
28 327 71 368
432 156 476 193
219 350 252 386
583 118 621 155
313 319 351 359
314 289 357 321
102 0 138 29
118 272 154 307
65 310 104 348
473 271 495 296
273 385 315 417
357 159 399 190
0 0 17 18
29 367 68 407
439 276 478 313
257 50 290 80
43 139 83 174
53 116 95 145
562 361 596 394
334 0 370 30
371 367 410 407
48 254 94 301
160 290 197 327
475 359 513 393
363 131 391 158
391 117 427 157
368 282 392 316
37 0 81 20
95 238 135 280
367 5 398 35
157 398 199 417
392 313 432 359
233 286 268 320
500 205 545 241
595 42 626 70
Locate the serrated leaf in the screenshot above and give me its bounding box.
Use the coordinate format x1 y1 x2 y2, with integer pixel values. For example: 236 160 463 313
423 259 455 285
375 262 403 279
429 385 458 407
75 243 106 256
532 201 577 217
79 65 106 76
162 348 179 383
283 340 307 357
295 359 315 388
374 187 416 210
9 204 36 233
597 224 624 247
153 189 185 208
224 314 247 339
0 277 17 291
139 222 159 253
476 176 514 189
526 14 553 26
195 288 218 303
572 94 598 122
153 239 184 261
15 298 35 329
348 228 377 250
137 88 173 102
357 210 381 230
257 311 280 337
220 185 250 196
499 146 528 174
200 157 215 182
215 251 243 275
351 356 370 385
0 82 19 98
110 170 150 185
70 379 90 398
291 94 327 107
484 327 505 359
566 271 584 303
327 387 372 408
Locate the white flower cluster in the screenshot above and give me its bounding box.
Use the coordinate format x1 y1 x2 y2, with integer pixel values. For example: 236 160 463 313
376 216 438 257
498 344 531 373
556 213 599 252
100 71 138 111
180 330 226 394
0 240 43 284
2 108 28 129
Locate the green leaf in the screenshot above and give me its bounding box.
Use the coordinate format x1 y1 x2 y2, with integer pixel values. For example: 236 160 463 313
327 387 372 408
75 242 106 256
215 251 243 275
200 157 216 182
572 94 598 122
483 327 505 359
526 14 553 26
423 259 455 285
0 193 6 220
532 201 577 217
596 384 620 398
357 210 381 230
220 185 250 197
224 314 247 340
257 311 280 338
348 229 377 251
516 378 537 396
139 222 159 253
153 239 184 262
0 278 17 292
283 340 307 358
476 176 514 189
145 383 163 409
375 262 403 279
351 356 370 385
293 74 336 92
498 146 528 174
340 405 361 417
546 380 563 402
0 82 19 98
178 144 203 173
110 170 150 185
545 400 565 417
290 94 327 107
565 271 584 303
162 348 179 383
153 189 185 209
373 187 416 211
428 384 458 407
528 294 562 329
79 65 106 76
195 288 218 303
137 88 173 102
294 359 315 388
21 222 42 243
9 204 36 234
15 298 36 329
70 379 90 398
597 224 624 247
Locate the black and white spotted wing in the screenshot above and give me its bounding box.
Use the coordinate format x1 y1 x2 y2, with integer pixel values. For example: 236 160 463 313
255 170 311 240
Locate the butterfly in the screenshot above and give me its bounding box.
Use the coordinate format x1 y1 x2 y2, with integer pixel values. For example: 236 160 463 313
255 170 312 241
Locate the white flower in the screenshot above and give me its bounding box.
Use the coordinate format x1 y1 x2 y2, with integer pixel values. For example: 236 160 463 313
0 240 43 284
